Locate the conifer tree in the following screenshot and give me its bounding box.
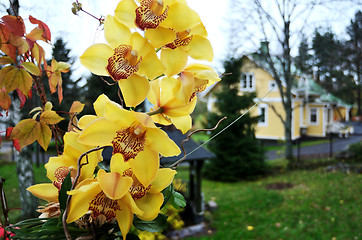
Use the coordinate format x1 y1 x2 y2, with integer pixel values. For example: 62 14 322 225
204 58 265 181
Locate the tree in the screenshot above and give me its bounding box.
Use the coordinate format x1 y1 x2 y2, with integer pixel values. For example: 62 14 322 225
226 0 358 161
204 57 265 181
345 11 362 116
81 74 122 116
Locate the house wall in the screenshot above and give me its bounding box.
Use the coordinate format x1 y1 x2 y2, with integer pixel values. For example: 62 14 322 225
306 104 325 137
334 107 346 121
254 100 286 140
293 100 302 139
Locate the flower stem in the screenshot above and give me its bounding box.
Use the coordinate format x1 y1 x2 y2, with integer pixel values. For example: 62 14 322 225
147 107 163 116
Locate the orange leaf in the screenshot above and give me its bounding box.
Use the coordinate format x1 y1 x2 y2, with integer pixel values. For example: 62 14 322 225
0 89 11 110
37 121 51 151
29 16 51 42
25 27 44 47
0 24 17 61
8 34 29 55
1 15 25 37
10 118 40 150
31 43 45 67
69 101 85 114
0 56 15 65
0 66 13 88
48 71 61 94
40 110 64 125
3 67 33 95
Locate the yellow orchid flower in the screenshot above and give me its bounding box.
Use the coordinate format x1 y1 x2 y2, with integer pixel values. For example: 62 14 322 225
115 0 194 31
146 15 213 76
148 76 197 133
181 63 220 98
27 131 102 203
77 94 180 187
66 168 134 240
79 15 165 107
111 154 177 221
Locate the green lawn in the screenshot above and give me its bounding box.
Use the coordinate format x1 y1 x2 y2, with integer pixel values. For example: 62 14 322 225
1 162 361 239
175 167 361 240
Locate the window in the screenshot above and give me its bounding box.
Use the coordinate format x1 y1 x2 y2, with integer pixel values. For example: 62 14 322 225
258 104 268 126
310 108 317 124
241 73 255 91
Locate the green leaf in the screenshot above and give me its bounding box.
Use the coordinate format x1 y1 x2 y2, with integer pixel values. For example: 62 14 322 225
59 171 73 211
161 184 173 209
21 62 41 76
170 191 186 209
133 214 168 233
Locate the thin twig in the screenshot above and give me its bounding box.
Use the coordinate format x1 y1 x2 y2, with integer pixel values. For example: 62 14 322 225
169 87 274 168
100 77 117 86
169 117 227 168
62 146 108 240
181 117 227 159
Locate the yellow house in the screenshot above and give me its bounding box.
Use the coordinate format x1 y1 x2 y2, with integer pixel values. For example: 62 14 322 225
205 56 353 140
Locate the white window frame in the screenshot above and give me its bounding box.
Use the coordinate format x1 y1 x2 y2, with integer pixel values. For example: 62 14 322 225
258 104 268 126
309 108 318 125
240 73 255 92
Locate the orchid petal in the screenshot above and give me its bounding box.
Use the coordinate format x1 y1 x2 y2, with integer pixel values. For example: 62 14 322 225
77 117 118 146
147 128 180 157
98 169 133 200
149 168 177 194
186 35 213 61
145 27 176 48
94 94 111 117
27 183 59 202
135 192 163 221
171 115 192 133
130 148 159 187
160 2 200 32
78 115 98 129
161 48 188 77
115 201 133 240
67 183 101 223
114 0 137 29
104 15 131 49
80 43 113 76
118 74 150 107
138 51 165 80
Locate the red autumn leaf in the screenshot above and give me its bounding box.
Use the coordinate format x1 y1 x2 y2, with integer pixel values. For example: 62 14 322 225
1 15 25 37
0 24 17 61
16 88 27 108
6 127 13 138
0 89 11 111
13 139 21 152
29 16 51 42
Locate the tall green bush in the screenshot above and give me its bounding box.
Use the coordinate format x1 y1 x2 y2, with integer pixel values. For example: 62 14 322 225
204 58 265 181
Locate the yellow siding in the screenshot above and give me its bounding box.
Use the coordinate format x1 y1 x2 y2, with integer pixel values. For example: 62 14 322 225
293 101 302 139
254 101 286 139
334 107 346 121
306 105 324 137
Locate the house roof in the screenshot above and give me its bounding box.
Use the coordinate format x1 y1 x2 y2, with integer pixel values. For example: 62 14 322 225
160 125 215 167
203 55 351 108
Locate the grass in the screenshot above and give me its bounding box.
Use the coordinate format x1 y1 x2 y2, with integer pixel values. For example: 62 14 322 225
1 161 361 239
0 162 49 223
174 166 361 240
